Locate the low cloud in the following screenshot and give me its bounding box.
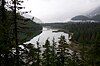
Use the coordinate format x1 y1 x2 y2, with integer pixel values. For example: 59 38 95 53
23 0 100 23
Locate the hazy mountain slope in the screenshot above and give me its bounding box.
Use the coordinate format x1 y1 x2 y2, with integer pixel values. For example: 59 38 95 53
87 6 100 17
22 14 43 23
71 6 100 21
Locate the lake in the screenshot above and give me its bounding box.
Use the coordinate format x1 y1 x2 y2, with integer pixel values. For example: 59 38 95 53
25 27 71 47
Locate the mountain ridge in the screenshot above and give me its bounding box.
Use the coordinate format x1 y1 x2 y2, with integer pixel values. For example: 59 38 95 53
71 15 90 20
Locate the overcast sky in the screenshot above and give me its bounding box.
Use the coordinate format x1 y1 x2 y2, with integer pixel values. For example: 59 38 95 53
22 0 100 23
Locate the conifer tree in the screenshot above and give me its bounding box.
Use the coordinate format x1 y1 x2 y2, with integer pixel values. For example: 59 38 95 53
51 38 57 66
42 39 52 66
36 40 41 66
57 36 69 66
0 0 15 65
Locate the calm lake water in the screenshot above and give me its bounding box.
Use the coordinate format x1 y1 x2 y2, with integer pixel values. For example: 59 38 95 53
26 27 70 47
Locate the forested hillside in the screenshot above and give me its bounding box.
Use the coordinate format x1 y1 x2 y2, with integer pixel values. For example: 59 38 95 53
0 6 42 43
71 15 90 20
65 22 100 66
42 22 100 44
42 22 100 66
